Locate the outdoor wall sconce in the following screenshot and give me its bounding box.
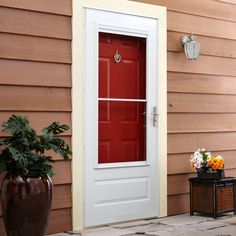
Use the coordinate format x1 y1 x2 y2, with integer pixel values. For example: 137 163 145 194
181 33 200 60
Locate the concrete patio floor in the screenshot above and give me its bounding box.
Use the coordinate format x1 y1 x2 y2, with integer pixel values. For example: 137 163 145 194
48 213 236 236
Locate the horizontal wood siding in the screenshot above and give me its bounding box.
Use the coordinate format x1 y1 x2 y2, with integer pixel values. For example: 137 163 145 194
168 93 236 113
168 114 236 133
168 73 236 95
0 0 72 15
0 60 71 87
168 132 236 154
0 1 72 234
46 208 72 234
168 52 236 76
168 11 236 40
0 86 71 111
134 0 236 22
0 33 71 63
135 0 236 216
168 194 189 216
0 7 71 39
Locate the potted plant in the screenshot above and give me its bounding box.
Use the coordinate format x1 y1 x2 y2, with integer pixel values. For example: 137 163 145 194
0 114 72 236
190 148 224 180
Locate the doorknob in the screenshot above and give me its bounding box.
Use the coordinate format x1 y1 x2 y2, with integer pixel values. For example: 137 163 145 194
152 106 159 127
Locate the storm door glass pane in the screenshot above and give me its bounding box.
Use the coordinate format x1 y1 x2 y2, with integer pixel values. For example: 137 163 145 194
99 101 146 163
99 32 146 99
98 32 146 164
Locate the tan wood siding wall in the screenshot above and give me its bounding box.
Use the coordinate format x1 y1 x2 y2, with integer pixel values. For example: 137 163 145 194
1 0 236 233
0 0 72 234
134 0 236 215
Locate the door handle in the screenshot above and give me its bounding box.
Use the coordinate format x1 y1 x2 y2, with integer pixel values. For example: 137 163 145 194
152 106 159 127
142 111 146 128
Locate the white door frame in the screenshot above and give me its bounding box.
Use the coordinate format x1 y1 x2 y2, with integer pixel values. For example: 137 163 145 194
72 0 167 230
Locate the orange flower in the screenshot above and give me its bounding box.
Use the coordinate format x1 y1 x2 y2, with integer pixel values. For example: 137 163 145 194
208 156 224 170
212 163 219 170
208 159 213 165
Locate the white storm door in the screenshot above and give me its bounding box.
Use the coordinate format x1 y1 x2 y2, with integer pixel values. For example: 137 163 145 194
84 8 158 227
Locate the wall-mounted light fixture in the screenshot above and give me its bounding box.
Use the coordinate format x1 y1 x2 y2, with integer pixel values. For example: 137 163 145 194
181 33 200 60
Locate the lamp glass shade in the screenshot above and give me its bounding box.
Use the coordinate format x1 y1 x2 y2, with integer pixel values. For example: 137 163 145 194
184 40 200 60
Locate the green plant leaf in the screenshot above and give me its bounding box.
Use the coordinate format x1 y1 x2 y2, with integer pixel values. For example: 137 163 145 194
2 115 28 134
8 147 28 168
0 114 71 176
42 122 69 135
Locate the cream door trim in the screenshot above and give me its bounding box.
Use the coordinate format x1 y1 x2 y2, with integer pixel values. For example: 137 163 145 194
72 0 167 230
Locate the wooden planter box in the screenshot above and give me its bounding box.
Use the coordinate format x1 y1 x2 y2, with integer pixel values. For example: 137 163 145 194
189 177 236 217
197 170 225 180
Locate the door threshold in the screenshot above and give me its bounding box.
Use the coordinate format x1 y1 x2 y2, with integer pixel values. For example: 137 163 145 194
85 217 160 230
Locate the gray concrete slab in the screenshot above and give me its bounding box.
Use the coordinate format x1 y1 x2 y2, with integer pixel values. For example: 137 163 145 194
150 214 212 226
206 225 236 236
47 214 236 236
186 221 228 231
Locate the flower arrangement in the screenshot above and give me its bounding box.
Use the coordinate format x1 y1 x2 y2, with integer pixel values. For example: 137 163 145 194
190 148 224 173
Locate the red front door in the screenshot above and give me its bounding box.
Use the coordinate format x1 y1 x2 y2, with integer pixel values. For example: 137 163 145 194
98 32 146 163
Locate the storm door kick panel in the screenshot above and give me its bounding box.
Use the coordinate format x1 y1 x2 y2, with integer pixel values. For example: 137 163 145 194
84 9 158 227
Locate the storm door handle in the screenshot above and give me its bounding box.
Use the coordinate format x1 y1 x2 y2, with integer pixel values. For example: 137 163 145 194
152 106 159 127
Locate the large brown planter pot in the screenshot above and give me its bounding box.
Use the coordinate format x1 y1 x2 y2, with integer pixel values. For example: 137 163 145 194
1 173 53 236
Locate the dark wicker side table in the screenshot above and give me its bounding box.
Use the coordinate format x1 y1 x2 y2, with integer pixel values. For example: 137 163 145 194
189 177 236 217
